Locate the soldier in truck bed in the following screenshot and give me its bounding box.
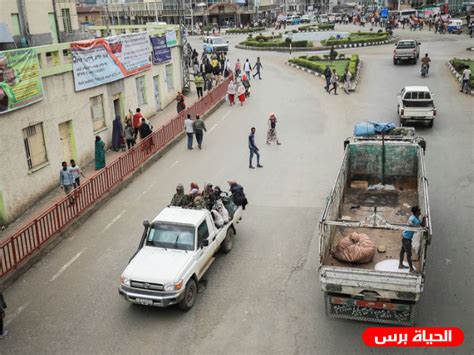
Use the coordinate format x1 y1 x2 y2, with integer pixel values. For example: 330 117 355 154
170 184 189 207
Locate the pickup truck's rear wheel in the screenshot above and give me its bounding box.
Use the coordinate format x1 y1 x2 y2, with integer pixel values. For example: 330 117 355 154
220 227 234 254
179 279 197 311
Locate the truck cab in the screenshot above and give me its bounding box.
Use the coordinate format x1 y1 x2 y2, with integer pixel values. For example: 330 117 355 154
119 206 241 311
202 36 229 54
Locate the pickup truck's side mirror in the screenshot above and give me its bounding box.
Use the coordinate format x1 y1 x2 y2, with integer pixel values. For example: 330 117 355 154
143 220 150 228
417 41 421 45
201 239 209 247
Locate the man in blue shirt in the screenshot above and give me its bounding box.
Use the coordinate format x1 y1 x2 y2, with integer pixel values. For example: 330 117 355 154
248 127 263 169
59 161 75 204
399 206 426 273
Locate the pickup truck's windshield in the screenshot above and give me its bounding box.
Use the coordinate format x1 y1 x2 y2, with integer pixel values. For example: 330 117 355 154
212 38 226 44
146 223 195 251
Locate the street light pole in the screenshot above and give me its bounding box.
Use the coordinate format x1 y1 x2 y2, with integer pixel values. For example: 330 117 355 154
155 0 159 23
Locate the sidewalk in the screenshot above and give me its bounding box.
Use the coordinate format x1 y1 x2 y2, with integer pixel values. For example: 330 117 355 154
0 86 200 241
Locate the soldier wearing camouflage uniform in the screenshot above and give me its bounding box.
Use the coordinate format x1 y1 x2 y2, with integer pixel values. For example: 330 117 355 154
170 184 189 207
202 183 215 210
192 196 207 209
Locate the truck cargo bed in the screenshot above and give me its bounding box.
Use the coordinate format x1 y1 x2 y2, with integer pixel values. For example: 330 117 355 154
323 181 422 272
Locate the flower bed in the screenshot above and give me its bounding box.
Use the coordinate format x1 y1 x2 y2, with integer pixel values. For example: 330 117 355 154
226 27 265 34
288 54 360 82
450 58 474 87
321 31 389 46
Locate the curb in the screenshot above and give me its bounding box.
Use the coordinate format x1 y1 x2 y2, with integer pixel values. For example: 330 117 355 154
0 97 226 290
446 61 474 95
285 60 362 92
236 37 396 52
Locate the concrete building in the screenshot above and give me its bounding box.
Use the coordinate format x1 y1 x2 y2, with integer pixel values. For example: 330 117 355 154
76 5 105 27
0 0 81 48
0 25 183 225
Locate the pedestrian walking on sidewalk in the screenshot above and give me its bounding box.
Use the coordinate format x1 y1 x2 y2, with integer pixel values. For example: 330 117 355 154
324 66 331 92
194 73 204 98
193 115 207 149
176 92 186 113
184 114 194 150
235 59 241 77
60 161 75 204
460 65 471 93
343 68 352 95
227 79 237 106
237 82 246 106
132 108 143 140
70 159 85 187
244 59 252 80
0 292 7 339
266 113 281 145
112 114 123 151
139 118 153 153
95 136 106 170
124 120 135 149
253 57 263 79
248 127 263 169
328 69 339 95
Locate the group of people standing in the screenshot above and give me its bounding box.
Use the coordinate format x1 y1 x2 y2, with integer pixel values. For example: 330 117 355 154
193 50 232 98
324 66 352 95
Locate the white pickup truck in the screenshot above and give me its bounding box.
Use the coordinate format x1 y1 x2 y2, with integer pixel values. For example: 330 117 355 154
393 39 420 64
119 205 242 310
397 86 436 127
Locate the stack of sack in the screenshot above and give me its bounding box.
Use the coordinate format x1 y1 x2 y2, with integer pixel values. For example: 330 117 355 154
333 232 376 264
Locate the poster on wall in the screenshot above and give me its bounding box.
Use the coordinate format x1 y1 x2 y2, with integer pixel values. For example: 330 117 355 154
70 32 152 91
0 48 44 114
150 36 171 64
165 30 177 47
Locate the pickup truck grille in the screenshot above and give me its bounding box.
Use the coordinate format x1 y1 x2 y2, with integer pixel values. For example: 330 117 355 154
131 280 164 291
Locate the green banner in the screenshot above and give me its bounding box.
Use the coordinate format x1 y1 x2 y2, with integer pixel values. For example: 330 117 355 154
0 48 44 114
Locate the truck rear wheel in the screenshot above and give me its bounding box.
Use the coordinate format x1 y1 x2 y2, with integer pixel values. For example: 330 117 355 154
178 279 197 311
220 227 234 254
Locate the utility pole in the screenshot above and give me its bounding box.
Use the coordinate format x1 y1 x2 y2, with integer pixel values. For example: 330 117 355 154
178 0 190 93
51 0 63 42
16 0 31 46
155 0 160 23
104 0 111 35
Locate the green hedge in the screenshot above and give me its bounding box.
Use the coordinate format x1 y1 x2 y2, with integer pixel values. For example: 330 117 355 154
321 32 389 46
226 27 265 34
242 40 310 48
289 54 359 82
318 23 335 30
297 23 334 31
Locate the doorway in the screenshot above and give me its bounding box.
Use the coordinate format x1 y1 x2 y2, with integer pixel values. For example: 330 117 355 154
112 93 123 119
58 121 76 162
153 75 161 111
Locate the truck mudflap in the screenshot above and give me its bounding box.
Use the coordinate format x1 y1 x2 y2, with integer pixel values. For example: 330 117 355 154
325 293 416 326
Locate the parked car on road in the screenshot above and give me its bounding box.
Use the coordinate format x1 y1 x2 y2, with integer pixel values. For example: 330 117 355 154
393 39 420 64
202 36 229 54
397 86 436 127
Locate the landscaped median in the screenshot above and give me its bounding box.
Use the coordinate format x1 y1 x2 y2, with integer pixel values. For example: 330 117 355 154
225 27 265 34
321 31 390 47
287 54 361 91
297 23 335 32
447 58 474 95
236 33 314 51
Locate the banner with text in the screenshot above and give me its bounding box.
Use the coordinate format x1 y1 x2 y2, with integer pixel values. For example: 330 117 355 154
150 36 171 64
0 48 44 114
165 30 177 47
71 32 152 91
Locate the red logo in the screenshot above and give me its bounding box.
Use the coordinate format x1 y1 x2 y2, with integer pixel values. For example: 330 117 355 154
362 328 464 347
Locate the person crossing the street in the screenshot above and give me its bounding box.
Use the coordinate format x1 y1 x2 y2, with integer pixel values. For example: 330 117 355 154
248 127 263 169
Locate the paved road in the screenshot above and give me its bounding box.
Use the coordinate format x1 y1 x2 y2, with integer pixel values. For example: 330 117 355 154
1 28 473 354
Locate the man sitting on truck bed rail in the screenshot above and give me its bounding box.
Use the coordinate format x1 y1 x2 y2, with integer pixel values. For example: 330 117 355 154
400 206 426 273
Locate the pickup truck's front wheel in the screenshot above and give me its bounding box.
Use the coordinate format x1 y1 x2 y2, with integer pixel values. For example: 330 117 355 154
220 227 234 254
179 279 197 311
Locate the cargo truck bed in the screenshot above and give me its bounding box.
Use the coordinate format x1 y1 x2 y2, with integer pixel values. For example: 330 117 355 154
323 181 422 271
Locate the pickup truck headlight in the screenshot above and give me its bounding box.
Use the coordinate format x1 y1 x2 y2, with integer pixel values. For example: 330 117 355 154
120 276 131 287
165 279 183 291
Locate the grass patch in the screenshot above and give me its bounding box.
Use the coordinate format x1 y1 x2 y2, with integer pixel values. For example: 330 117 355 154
289 54 360 82
240 33 312 48
321 31 389 46
451 58 474 87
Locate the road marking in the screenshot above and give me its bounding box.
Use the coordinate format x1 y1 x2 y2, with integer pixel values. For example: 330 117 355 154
101 210 126 233
208 124 218 133
141 183 156 196
220 110 231 121
49 248 87 283
5 301 31 326
169 160 179 169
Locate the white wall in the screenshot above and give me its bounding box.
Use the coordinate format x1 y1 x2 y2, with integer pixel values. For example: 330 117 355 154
0 46 182 224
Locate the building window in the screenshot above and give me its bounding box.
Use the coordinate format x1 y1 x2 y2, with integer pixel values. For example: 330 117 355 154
136 76 147 106
11 14 21 36
23 123 48 170
166 64 174 91
61 8 73 34
90 95 106 132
